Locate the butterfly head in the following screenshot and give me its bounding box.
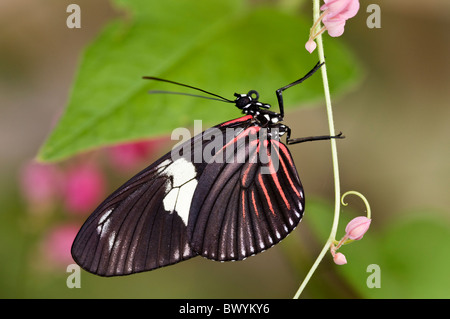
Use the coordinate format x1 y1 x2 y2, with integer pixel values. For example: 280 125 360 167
234 90 272 112
234 90 285 128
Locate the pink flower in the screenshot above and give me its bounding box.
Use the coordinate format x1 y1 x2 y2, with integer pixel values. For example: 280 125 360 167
345 216 371 240
329 215 371 265
305 0 360 52
321 0 359 37
320 0 359 21
20 161 63 213
63 162 105 214
321 16 347 37
42 224 79 266
333 252 347 265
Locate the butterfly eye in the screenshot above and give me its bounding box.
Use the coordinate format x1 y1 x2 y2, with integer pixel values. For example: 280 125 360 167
247 90 259 101
235 95 252 109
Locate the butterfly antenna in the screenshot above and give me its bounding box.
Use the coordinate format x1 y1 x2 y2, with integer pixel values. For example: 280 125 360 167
146 90 232 103
143 76 234 103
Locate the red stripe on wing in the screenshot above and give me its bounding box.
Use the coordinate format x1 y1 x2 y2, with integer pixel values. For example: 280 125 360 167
262 139 291 210
219 115 253 127
273 141 301 198
250 188 259 217
240 139 259 188
241 190 246 219
257 173 275 215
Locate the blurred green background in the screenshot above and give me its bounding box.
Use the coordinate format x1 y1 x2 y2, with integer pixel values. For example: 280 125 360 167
0 0 449 298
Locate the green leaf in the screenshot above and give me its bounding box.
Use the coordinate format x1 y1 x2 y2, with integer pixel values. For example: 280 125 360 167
38 0 360 162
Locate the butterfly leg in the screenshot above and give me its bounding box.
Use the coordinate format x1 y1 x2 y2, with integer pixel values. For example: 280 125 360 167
276 61 324 118
286 129 344 145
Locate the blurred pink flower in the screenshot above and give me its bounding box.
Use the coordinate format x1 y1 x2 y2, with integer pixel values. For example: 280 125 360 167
305 0 360 52
20 161 63 213
43 224 79 266
64 162 105 214
107 138 168 172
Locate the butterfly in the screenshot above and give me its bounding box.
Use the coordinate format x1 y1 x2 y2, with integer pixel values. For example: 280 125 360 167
71 61 343 276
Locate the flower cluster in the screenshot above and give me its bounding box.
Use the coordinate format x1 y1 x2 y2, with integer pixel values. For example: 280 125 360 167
20 138 167 267
330 216 371 265
306 0 360 53
295 0 370 299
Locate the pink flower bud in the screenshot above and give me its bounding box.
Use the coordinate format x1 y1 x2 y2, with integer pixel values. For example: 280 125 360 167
305 39 317 53
345 216 371 240
63 162 105 214
333 252 347 265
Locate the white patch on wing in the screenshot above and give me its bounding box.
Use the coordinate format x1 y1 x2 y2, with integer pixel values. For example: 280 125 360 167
108 231 116 252
98 208 114 225
155 159 171 173
275 230 281 239
175 180 197 225
97 208 114 236
165 157 197 188
163 188 179 212
162 157 198 225
183 243 191 258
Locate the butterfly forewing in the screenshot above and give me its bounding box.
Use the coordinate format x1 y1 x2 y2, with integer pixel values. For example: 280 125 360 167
71 154 198 276
71 116 257 276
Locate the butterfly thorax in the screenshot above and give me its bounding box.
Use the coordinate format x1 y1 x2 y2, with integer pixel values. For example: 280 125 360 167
234 91 287 138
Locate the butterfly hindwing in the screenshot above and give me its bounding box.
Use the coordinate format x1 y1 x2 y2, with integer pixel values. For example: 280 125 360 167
71 116 255 276
187 121 305 262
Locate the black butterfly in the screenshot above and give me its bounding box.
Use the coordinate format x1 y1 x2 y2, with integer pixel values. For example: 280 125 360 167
71 61 343 276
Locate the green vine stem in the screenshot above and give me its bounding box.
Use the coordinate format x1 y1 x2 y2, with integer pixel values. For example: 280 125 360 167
293 0 342 299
